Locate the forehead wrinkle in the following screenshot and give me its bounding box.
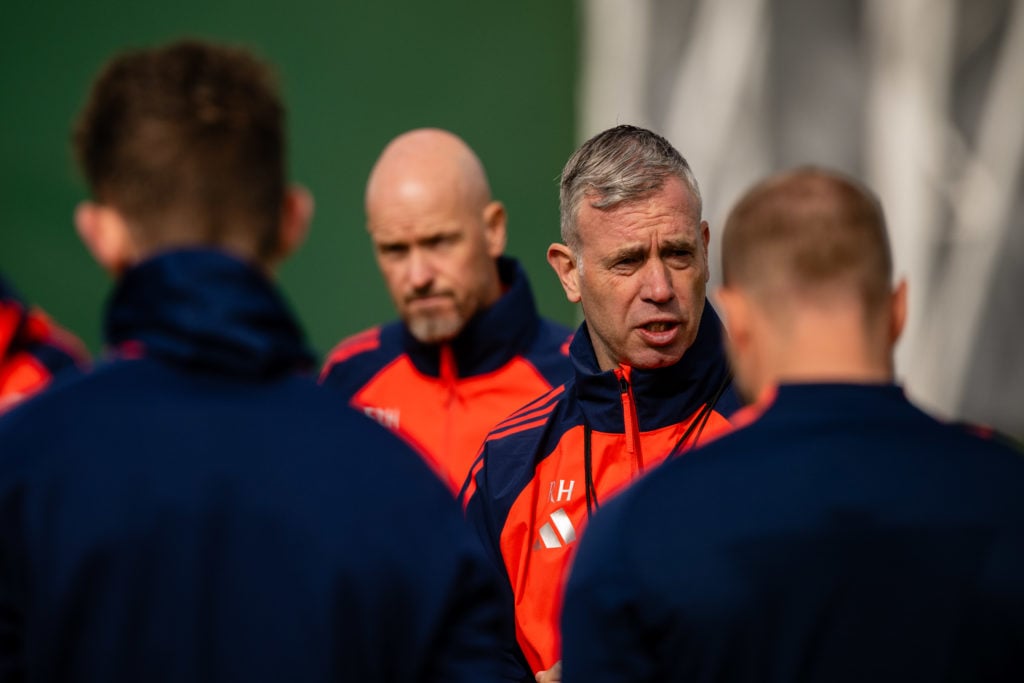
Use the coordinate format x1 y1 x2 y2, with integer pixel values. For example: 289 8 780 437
587 192 699 238
587 177 701 223
371 215 464 245
604 242 646 262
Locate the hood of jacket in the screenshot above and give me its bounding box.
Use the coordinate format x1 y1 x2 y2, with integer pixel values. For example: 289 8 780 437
105 249 314 378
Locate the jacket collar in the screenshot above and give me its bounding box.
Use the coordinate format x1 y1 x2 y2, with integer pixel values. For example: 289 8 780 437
570 302 732 431
105 249 314 377
767 382 906 419
402 257 542 378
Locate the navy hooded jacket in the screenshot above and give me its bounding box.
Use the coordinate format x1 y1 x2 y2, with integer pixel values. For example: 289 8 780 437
0 250 506 682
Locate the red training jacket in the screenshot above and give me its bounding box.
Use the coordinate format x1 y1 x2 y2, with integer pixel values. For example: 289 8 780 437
0 274 87 413
464 305 742 680
320 258 573 493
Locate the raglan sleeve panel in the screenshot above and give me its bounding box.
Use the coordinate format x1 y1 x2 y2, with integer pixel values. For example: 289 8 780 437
464 441 536 683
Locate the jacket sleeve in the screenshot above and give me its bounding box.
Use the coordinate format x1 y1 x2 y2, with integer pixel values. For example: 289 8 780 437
463 443 536 683
560 496 658 683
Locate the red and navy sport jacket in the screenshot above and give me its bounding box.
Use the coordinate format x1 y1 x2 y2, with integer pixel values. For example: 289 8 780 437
463 303 742 680
0 273 87 413
320 257 573 493
0 249 508 681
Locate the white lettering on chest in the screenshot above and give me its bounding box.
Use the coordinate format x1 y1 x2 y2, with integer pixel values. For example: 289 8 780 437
363 406 400 430
548 479 576 503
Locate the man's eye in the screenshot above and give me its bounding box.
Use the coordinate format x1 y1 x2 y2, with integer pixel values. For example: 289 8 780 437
666 249 692 264
379 245 408 257
424 234 457 249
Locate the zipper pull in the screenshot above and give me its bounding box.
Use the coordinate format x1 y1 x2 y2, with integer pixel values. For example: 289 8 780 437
615 370 638 456
440 345 457 404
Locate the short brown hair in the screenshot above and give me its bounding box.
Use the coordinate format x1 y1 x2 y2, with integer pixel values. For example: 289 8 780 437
73 39 286 260
722 167 892 315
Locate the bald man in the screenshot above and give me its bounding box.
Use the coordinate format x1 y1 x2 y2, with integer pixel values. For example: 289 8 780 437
560 167 1024 683
321 129 572 493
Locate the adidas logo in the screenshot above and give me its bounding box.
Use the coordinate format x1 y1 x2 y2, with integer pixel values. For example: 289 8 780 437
534 508 577 549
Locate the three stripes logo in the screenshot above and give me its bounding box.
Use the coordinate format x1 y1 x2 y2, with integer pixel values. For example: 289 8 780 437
534 508 577 550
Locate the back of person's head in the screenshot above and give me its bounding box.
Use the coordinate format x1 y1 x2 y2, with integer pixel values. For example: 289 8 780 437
722 167 892 318
718 167 904 398
73 39 296 268
559 124 702 254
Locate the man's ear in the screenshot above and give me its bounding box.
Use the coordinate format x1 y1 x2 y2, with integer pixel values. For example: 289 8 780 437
275 184 314 263
482 201 507 259
74 201 135 275
890 278 908 345
715 285 763 403
547 242 581 304
700 220 711 283
714 285 750 348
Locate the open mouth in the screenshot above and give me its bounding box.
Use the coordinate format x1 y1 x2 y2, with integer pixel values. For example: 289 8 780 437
638 320 682 346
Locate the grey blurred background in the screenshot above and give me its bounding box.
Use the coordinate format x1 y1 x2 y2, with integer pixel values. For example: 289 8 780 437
581 0 1023 440
2 0 1021 440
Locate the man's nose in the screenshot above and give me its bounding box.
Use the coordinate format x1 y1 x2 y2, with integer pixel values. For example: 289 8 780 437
407 248 434 291
640 261 674 303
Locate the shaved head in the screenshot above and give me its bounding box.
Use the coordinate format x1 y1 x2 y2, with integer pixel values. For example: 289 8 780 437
363 129 506 344
366 128 493 217
722 167 892 318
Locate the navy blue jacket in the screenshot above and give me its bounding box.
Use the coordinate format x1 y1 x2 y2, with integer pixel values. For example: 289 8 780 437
563 383 1024 683
0 250 506 682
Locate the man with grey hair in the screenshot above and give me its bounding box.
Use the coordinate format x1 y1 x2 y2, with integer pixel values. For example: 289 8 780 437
463 124 741 682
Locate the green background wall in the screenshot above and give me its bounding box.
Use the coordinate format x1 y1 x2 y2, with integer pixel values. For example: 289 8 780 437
0 1 579 358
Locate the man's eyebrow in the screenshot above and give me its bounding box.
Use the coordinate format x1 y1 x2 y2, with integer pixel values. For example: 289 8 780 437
605 244 645 263
417 228 461 242
603 238 697 263
661 237 697 251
